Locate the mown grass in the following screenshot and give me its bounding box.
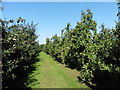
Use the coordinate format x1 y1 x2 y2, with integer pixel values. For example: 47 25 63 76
26 52 90 88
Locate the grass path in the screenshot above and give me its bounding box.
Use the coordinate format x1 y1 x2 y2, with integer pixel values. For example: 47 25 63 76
26 52 90 88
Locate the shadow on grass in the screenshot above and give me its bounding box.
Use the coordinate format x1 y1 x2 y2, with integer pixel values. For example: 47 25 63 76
65 65 81 71
2 55 40 89
77 70 120 90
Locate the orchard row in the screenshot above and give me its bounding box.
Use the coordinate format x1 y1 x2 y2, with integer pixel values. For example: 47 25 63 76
41 10 120 88
1 18 41 88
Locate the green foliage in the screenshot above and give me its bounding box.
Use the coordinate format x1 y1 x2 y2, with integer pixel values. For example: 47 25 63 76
1 17 41 88
42 10 120 89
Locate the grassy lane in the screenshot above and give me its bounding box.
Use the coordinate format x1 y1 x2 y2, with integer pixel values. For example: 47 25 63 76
26 52 90 88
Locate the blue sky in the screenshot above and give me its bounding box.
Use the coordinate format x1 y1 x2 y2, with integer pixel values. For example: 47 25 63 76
2 0 116 2
2 2 118 44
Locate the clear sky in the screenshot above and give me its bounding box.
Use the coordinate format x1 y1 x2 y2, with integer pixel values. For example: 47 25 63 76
2 0 117 2
2 2 118 44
